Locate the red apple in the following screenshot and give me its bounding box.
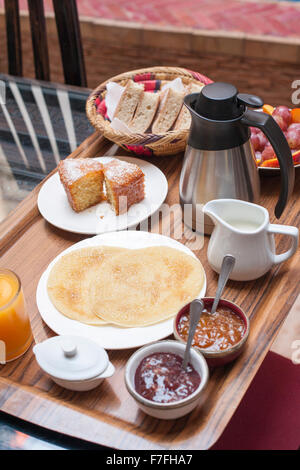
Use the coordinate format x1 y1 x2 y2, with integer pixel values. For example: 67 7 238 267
273 114 288 131
288 123 300 132
273 106 292 127
286 127 300 149
250 133 261 151
261 146 275 162
257 131 269 150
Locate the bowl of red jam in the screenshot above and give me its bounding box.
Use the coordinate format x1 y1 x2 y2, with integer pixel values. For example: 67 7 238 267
174 298 250 367
125 340 209 420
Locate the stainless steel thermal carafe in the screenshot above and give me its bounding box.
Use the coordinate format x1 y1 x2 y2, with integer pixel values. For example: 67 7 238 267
179 82 294 234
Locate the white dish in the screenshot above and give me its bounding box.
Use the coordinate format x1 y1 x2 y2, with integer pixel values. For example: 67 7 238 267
50 363 115 392
37 156 168 234
36 231 206 350
258 164 300 175
33 335 115 391
125 340 209 420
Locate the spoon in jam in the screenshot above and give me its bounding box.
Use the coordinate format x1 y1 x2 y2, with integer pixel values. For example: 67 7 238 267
211 255 236 314
182 298 204 371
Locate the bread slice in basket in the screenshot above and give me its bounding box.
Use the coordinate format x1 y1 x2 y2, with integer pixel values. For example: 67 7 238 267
152 88 185 133
113 79 144 123
129 91 160 133
174 82 205 130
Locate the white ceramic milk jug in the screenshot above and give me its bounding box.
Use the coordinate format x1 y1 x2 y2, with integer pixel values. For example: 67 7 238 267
203 199 298 281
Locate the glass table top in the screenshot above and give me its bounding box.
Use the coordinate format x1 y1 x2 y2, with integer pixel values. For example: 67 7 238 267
0 74 93 223
0 411 103 450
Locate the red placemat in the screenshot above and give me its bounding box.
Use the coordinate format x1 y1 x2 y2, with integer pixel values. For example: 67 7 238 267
211 351 300 450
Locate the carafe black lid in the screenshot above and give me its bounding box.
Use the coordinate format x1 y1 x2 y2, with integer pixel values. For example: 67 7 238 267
194 82 263 121
184 82 265 151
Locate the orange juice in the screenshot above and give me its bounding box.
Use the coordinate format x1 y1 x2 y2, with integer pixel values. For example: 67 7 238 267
0 269 33 362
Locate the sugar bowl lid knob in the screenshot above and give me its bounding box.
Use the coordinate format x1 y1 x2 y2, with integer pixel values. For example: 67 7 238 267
60 338 77 358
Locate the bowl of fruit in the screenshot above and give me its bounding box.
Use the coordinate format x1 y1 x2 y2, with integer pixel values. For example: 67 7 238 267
251 105 300 173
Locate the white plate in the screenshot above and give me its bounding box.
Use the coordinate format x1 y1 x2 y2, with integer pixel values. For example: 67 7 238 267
258 163 300 175
37 156 168 234
36 231 206 350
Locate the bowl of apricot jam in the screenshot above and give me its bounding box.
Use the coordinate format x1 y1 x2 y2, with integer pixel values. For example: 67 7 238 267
174 298 250 367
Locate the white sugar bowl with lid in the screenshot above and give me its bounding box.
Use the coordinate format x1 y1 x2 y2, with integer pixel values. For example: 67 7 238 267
33 335 115 391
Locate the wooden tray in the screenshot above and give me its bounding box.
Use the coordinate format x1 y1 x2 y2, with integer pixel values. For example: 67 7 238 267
0 132 299 450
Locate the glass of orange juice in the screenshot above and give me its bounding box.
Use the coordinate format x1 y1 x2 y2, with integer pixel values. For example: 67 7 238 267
0 269 33 363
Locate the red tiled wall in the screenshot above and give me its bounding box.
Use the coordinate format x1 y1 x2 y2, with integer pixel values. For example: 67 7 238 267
1 0 300 38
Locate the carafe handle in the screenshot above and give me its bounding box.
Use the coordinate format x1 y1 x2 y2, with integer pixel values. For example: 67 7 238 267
241 109 295 218
267 224 298 265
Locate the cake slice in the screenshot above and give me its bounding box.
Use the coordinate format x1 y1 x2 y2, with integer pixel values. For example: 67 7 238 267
151 88 184 133
129 91 160 133
58 159 104 212
103 159 145 215
113 79 144 125
174 82 205 130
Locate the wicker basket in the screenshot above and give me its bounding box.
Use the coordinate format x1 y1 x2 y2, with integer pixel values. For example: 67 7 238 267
86 66 212 157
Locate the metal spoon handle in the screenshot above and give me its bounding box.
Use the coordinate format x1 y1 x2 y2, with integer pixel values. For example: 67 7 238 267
182 299 204 370
211 255 235 314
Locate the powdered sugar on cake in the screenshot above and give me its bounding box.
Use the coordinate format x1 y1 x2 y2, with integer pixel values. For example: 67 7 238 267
103 159 144 185
60 159 103 184
58 157 145 215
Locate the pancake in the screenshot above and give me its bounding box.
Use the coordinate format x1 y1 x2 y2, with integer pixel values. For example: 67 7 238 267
88 246 205 327
47 246 126 325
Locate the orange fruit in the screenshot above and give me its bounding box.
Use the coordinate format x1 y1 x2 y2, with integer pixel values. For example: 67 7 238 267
263 104 274 115
260 158 279 168
292 150 300 164
291 108 300 123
